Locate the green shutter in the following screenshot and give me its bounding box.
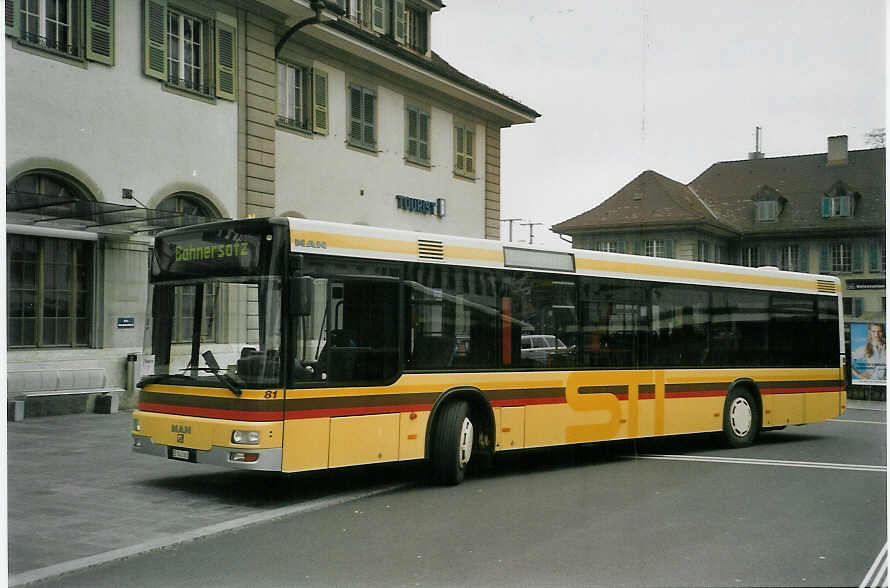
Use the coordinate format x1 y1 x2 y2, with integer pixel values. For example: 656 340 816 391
633 240 642 255
349 86 363 144
819 244 830 273
821 196 831 218
312 70 328 134
362 89 375 146
86 0 114 64
6 0 19 38
798 244 809 272
406 108 418 158
465 128 474 174
618 241 626 254
143 0 166 80
768 247 778 267
418 110 429 162
372 0 385 31
215 20 237 101
852 241 864 272
839 196 852 217
854 298 864 317
394 0 406 42
454 126 464 172
869 241 880 272
665 240 674 259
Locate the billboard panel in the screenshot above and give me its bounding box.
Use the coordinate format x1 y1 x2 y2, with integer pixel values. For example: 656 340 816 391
850 322 887 386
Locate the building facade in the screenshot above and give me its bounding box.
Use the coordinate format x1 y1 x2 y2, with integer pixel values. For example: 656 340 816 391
552 136 885 394
5 0 539 413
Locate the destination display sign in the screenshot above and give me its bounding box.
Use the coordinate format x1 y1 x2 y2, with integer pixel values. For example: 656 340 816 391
152 228 264 279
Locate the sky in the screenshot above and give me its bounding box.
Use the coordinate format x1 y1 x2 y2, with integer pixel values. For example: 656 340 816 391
433 0 887 248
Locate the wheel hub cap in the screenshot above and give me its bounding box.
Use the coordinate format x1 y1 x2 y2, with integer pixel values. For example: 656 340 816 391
458 417 473 467
730 398 752 437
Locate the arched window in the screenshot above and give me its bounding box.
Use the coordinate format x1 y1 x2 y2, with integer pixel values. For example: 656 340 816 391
158 192 221 343
7 172 93 348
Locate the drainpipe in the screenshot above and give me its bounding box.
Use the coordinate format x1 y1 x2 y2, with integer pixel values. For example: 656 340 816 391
275 1 344 60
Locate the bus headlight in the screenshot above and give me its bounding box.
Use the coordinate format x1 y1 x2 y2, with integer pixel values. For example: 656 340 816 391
133 418 140 432
232 430 260 445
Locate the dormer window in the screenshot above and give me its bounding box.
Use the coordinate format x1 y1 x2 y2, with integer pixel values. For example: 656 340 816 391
755 200 777 222
751 185 785 223
406 5 428 53
821 182 857 218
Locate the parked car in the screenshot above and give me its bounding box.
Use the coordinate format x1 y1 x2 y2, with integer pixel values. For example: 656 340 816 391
520 334 571 366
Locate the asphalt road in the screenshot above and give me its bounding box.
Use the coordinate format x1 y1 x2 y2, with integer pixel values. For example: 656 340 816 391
21 406 887 588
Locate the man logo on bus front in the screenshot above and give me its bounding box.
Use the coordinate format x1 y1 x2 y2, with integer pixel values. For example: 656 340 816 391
293 238 327 249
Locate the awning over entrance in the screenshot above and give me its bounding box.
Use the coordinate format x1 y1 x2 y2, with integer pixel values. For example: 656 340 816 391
6 189 224 236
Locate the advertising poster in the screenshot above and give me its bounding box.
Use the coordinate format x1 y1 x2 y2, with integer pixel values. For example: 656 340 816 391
850 322 887 385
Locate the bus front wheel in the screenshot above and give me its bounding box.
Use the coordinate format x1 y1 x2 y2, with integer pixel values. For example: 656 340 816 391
722 388 760 448
431 400 474 485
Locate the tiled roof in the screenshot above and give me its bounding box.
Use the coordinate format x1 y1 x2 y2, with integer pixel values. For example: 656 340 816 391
552 170 724 233
690 148 885 235
554 148 886 238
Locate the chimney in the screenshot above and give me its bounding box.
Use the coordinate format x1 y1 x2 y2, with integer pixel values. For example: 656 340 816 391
748 126 764 159
827 135 848 165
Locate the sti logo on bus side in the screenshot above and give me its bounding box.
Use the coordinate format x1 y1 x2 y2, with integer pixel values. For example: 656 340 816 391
293 238 327 249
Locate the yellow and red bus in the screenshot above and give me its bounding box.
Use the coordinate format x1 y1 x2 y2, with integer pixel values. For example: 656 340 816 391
133 217 845 484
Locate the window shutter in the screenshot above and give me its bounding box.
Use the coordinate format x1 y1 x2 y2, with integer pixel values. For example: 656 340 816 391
754 202 763 222
633 240 642 255
839 196 852 217
418 110 429 162
798 244 809 272
215 20 237 101
768 247 778 267
454 126 464 172
406 108 418 158
143 0 167 80
6 0 19 38
372 0 385 31
820 196 831 218
854 298 864 317
465 128 474 174
349 86 363 144
312 70 328 134
618 241 626 254
852 241 864 272
819 244 830 273
362 90 375 147
276 63 288 119
86 0 114 64
869 241 879 272
665 240 674 259
394 0 406 42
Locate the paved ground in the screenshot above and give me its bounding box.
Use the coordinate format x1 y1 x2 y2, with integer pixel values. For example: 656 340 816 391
6 400 886 586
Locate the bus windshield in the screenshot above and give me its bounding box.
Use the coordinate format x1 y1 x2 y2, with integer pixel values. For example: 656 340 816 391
142 221 285 389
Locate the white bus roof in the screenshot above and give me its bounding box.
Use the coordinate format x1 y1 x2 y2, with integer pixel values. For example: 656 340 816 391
286 217 840 296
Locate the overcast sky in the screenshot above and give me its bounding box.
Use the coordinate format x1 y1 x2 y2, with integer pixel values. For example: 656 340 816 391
433 0 886 248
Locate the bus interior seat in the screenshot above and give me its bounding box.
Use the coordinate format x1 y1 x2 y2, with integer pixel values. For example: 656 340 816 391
410 335 455 369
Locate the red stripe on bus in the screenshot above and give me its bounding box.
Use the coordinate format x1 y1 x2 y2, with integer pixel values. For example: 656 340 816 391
285 403 435 419
762 386 843 394
138 402 281 422
490 396 565 408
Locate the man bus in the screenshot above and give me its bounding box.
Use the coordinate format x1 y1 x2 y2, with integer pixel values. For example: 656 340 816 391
133 217 845 484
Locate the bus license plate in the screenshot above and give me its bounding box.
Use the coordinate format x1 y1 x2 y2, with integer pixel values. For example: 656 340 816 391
169 447 195 462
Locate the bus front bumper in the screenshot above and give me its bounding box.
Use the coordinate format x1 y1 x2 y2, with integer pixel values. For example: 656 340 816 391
132 435 283 471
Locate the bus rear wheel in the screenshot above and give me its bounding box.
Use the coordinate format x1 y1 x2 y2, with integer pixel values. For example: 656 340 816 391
722 388 760 448
431 400 474 485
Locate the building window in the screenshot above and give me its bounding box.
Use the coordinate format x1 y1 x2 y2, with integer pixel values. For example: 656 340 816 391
166 8 208 94
697 240 712 262
645 240 666 258
143 2 236 101
9 0 114 63
406 6 427 53
277 62 310 131
348 84 376 151
844 297 864 317
755 200 778 222
740 247 759 267
406 105 430 165
779 245 799 271
821 188 855 218
454 120 475 178
830 242 852 273
594 241 622 253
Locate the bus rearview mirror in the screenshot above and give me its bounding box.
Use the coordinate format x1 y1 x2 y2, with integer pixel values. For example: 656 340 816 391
289 276 314 316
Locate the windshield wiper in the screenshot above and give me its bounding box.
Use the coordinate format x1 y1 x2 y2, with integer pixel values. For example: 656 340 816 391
199 350 242 397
